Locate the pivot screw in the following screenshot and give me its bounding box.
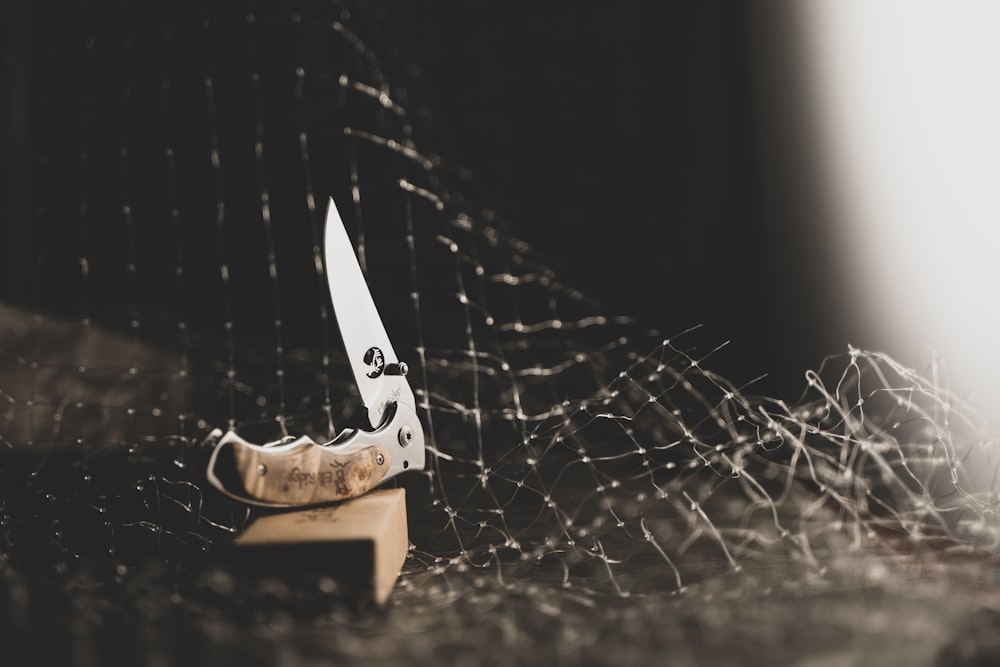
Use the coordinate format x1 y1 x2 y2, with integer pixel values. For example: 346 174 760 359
376 453 385 466
257 464 268 476
398 425 414 448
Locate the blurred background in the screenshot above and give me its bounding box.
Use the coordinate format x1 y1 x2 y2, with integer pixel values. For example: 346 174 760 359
361 1 1000 417
4 0 999 415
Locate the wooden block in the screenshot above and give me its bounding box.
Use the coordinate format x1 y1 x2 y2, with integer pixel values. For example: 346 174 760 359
233 488 408 605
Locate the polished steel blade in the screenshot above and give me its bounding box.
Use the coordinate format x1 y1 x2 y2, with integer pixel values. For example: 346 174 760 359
324 197 414 429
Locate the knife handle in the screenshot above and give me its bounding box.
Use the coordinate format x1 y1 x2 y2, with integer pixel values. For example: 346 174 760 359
206 430 392 508
207 402 425 508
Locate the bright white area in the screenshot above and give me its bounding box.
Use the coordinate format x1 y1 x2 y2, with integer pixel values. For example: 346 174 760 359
797 1 1000 423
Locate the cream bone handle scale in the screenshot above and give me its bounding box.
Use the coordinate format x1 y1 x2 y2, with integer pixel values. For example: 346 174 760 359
207 402 425 508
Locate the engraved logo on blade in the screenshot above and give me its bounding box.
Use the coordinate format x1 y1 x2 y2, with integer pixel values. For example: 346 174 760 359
364 346 385 378
377 385 402 422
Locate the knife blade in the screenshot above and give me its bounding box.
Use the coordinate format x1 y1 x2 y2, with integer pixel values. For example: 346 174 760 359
323 197 415 430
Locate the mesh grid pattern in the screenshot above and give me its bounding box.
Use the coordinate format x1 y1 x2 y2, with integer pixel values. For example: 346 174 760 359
1 3 998 664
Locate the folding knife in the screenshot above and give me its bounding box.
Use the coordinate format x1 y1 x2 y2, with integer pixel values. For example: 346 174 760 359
206 197 425 507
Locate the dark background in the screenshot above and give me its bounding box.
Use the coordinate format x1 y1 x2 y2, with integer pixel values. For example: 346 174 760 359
362 1 841 397
1 1 844 399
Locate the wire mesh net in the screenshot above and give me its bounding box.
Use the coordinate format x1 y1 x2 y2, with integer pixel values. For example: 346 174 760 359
2 2 999 664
